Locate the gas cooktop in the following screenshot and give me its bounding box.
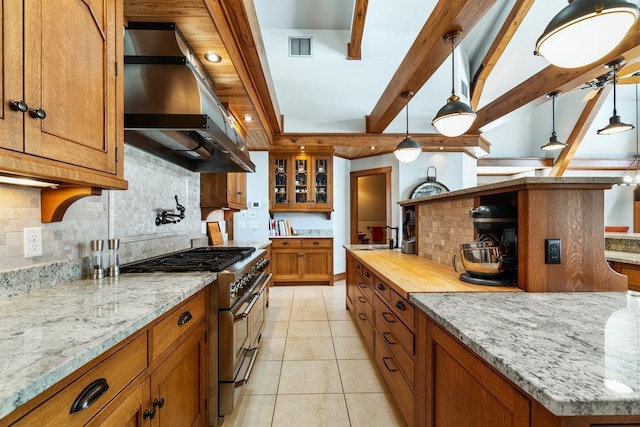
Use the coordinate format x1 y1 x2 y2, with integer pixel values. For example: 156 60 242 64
120 246 257 273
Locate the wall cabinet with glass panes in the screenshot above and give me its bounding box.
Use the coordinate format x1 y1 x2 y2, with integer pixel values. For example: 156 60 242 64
269 151 333 217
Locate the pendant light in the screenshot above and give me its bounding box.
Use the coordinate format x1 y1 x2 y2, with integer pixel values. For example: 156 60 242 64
535 0 638 69
622 84 640 184
541 91 568 151
432 31 476 138
598 60 634 135
394 91 421 163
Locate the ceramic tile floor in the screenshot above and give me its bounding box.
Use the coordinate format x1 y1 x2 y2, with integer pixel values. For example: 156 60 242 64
223 280 406 427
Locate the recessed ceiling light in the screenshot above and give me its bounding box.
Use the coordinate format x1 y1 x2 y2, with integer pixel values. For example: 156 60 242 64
244 115 253 122
438 146 445 150
204 51 222 63
299 146 306 149
370 146 376 150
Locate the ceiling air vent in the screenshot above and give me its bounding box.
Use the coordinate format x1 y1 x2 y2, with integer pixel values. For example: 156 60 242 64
289 36 312 57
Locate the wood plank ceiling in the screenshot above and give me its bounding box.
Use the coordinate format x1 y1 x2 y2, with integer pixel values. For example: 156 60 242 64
124 0 640 170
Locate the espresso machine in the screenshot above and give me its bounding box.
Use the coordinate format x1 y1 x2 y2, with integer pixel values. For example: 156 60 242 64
455 205 518 286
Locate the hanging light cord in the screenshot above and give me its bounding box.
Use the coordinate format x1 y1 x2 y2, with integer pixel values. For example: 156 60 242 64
551 95 557 137
405 97 410 136
613 66 619 117
635 83 639 179
450 37 456 98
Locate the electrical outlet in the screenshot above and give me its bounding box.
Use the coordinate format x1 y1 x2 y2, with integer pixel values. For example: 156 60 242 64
238 221 247 229
545 238 561 264
24 227 43 257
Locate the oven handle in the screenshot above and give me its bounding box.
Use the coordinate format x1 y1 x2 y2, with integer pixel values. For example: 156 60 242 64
234 347 258 387
234 294 259 322
254 272 272 297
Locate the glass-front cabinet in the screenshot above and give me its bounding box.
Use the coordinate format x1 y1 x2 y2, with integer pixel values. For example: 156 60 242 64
269 151 333 216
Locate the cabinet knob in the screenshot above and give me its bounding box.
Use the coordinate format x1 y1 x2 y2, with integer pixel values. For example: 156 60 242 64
153 397 165 409
9 100 28 112
395 301 406 311
377 283 385 291
143 408 156 420
29 108 46 119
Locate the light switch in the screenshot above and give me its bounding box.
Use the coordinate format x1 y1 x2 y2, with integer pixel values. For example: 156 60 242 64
240 211 247 218
248 210 257 218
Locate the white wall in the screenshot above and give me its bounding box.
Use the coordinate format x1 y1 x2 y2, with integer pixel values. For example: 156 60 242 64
232 151 271 241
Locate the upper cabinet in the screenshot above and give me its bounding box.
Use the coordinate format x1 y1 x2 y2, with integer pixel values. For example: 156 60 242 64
200 172 247 219
0 0 127 220
269 150 333 217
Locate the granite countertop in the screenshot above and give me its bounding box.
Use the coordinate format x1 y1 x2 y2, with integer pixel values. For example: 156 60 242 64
0 272 213 420
410 291 640 417
607 250 640 265
215 240 272 249
270 235 334 239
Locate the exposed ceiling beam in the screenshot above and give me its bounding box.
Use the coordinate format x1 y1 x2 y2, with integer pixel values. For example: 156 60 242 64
566 158 635 170
365 0 498 134
549 85 612 177
470 0 535 110
272 133 491 157
347 0 368 60
477 157 553 168
204 0 282 136
470 22 640 133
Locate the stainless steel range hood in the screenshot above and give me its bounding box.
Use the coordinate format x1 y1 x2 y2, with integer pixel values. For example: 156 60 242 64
124 22 255 173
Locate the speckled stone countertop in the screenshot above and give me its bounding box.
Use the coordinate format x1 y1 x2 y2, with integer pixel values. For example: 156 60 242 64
410 291 640 416
607 251 640 265
0 272 213 420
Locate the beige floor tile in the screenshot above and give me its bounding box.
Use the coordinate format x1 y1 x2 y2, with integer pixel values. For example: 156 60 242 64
278 360 342 394
333 336 369 360
324 296 346 307
292 297 325 310
293 287 325 298
287 320 331 337
345 393 405 427
329 320 359 337
326 305 352 321
258 337 286 360
272 394 350 427
338 359 388 393
267 296 293 309
289 307 328 321
269 286 296 298
240 360 281 395
266 306 291 321
283 337 336 360
223 394 276 427
262 321 289 338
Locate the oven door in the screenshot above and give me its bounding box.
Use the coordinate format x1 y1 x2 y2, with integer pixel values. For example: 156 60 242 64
249 272 271 349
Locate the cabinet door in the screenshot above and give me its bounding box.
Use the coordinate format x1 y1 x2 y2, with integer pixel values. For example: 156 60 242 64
235 172 247 207
291 155 311 208
424 317 530 427
271 155 291 209
271 248 301 281
86 378 149 427
23 0 120 174
0 0 24 152
151 322 207 427
301 249 332 281
311 155 332 210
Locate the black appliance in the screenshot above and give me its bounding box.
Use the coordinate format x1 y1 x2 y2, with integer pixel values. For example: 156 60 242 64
458 205 518 286
120 246 271 425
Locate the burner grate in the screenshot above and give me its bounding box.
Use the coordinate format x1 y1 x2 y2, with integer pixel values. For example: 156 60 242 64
120 246 257 273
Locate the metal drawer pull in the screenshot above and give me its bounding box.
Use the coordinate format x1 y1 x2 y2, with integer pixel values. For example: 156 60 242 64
382 332 396 345
153 397 165 409
143 408 156 420
283 241 290 245
381 312 395 323
313 241 319 245
358 283 367 289
29 108 46 119
382 357 397 372
357 296 367 303
357 313 367 321
377 283 385 291
364 271 371 278
178 311 192 326
395 301 407 311
70 378 109 413
9 100 28 112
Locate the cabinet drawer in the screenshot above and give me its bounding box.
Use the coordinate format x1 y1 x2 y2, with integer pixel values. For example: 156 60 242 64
14 333 147 427
151 291 206 360
390 290 415 329
356 279 373 304
361 266 374 286
373 276 391 302
374 333 414 427
270 239 301 248
355 299 375 354
374 301 414 387
355 289 373 322
620 266 640 286
374 295 415 356
300 239 332 248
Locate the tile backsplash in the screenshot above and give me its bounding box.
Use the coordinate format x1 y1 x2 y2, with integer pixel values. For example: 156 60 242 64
0 145 209 296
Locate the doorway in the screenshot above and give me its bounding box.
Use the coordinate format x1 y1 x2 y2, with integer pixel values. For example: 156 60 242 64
350 167 392 244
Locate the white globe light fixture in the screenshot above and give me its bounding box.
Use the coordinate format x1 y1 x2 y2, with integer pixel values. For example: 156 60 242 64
535 0 638 69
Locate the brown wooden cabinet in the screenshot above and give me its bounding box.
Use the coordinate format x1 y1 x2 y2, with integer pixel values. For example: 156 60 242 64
0 0 125 190
270 238 333 285
610 261 640 292
269 151 333 217
201 172 247 219
4 290 208 427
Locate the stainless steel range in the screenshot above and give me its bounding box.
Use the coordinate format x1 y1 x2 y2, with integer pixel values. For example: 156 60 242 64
120 246 271 426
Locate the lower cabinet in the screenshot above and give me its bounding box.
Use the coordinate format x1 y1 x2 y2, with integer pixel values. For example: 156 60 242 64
610 261 640 292
270 238 333 285
6 289 208 427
